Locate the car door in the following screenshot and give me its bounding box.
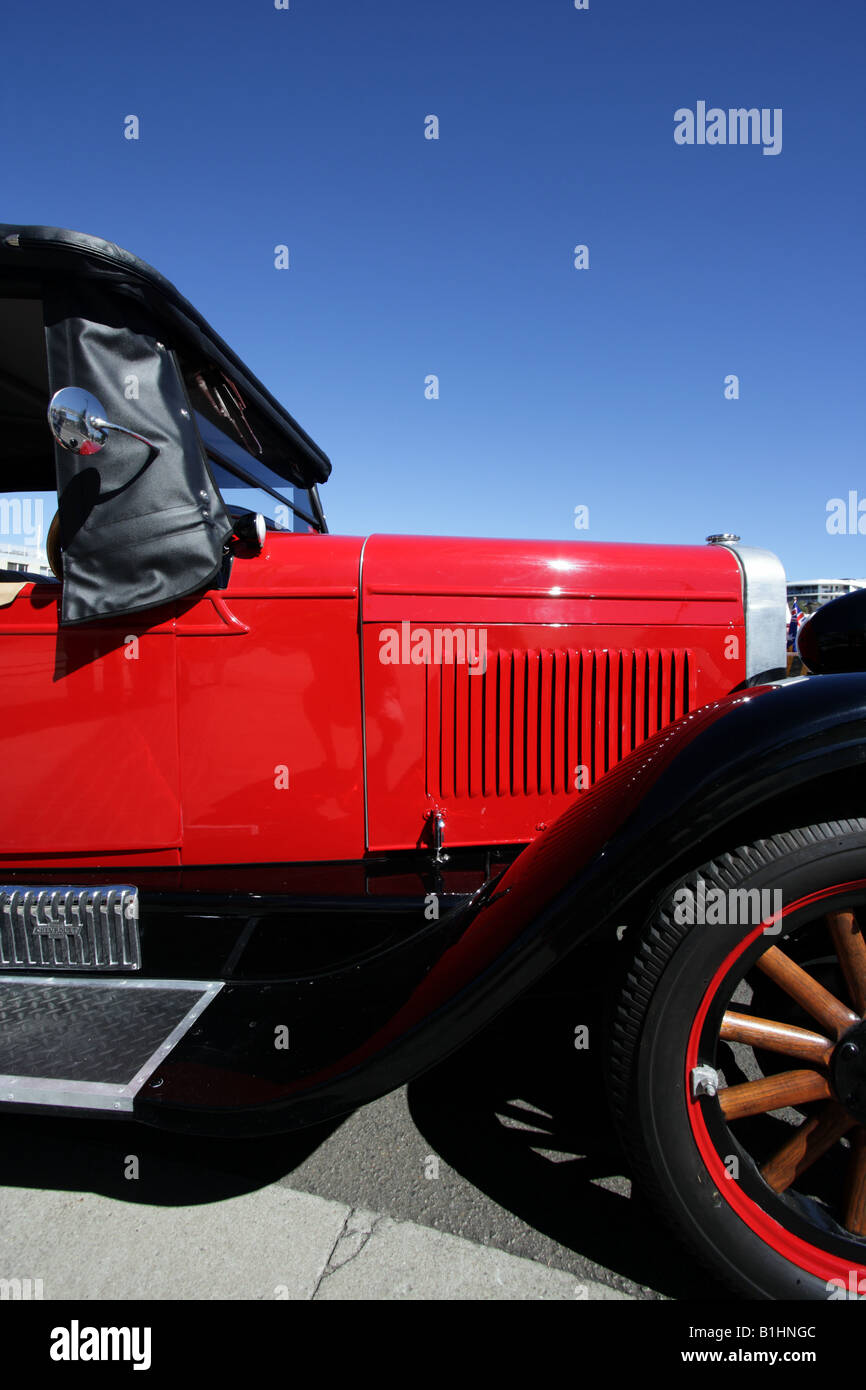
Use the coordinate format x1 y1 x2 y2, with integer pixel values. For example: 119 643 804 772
0 573 182 861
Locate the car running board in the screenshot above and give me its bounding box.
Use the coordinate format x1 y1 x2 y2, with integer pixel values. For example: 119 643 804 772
0 976 222 1114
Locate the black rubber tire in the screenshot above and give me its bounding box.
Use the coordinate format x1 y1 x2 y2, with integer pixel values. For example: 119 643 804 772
607 819 866 1301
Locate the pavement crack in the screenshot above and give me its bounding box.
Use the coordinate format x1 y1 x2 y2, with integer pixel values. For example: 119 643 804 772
312 1207 385 1296
310 1210 350 1300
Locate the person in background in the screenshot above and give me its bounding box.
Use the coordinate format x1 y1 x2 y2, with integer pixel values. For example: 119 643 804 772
788 596 804 651
786 597 805 674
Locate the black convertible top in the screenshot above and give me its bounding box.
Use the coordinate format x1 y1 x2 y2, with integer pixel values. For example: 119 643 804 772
0 223 331 487
0 223 332 625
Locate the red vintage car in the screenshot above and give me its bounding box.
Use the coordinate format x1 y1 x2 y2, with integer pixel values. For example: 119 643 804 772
2 223 866 1302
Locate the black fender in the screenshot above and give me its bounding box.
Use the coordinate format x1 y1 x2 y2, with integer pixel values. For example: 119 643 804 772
136 674 866 1135
492 672 866 946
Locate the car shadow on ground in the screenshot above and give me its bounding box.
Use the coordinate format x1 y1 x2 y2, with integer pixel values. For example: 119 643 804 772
406 937 735 1302
0 936 731 1300
0 1109 341 1207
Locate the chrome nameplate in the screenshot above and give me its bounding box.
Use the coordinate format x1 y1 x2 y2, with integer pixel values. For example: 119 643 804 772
0 886 140 971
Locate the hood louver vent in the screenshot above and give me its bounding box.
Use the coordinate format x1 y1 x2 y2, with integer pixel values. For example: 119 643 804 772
427 647 694 801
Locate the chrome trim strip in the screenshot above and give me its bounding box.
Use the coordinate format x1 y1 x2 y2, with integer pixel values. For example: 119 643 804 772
0 1075 135 1112
0 974 219 990
716 542 787 683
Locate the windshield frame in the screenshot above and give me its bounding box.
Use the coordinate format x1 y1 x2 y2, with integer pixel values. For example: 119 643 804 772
193 411 326 534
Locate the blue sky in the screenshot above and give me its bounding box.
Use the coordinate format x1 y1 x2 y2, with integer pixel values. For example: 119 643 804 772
3 0 864 577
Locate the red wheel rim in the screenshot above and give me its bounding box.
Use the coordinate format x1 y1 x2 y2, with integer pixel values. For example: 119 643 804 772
686 879 866 1289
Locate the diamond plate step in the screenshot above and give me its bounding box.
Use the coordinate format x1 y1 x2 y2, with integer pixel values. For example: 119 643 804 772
0 975 222 1112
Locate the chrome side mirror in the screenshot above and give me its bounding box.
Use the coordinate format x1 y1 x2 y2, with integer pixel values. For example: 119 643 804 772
47 387 159 457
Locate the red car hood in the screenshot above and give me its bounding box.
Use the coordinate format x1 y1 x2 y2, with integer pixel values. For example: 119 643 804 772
360 534 743 626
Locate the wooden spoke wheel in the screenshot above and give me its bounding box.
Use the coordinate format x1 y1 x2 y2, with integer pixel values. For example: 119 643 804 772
608 820 866 1300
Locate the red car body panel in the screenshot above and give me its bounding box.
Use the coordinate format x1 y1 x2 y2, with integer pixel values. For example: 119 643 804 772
0 592 181 858
0 532 746 869
0 534 366 868
176 534 366 866
361 535 745 851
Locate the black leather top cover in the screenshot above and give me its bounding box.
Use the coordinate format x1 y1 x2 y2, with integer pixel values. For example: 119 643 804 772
45 282 234 626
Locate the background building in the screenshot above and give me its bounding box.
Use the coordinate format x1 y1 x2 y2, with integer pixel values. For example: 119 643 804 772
786 579 866 616
0 542 52 579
